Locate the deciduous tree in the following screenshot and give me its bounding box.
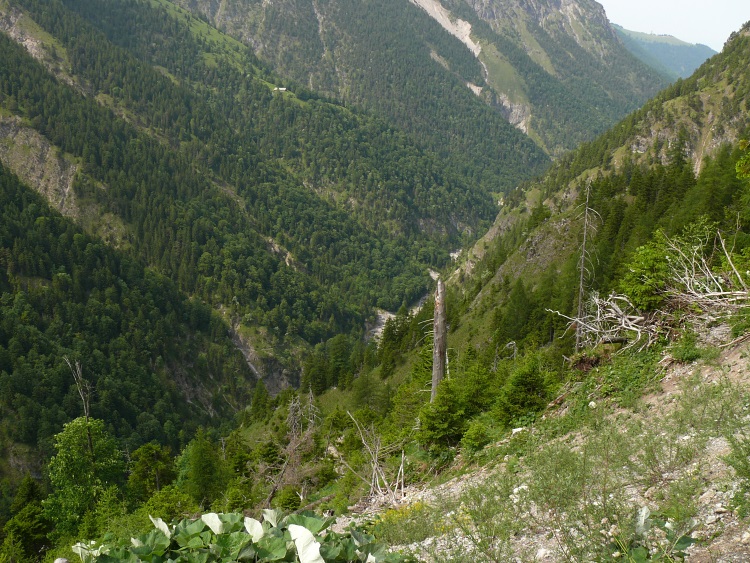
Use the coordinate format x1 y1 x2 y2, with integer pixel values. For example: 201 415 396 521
43 417 124 538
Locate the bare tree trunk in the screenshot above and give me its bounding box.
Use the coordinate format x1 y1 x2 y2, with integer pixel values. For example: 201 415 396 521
431 278 446 403
576 184 592 352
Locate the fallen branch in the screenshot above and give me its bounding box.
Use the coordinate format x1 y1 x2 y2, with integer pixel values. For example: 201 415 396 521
548 292 662 352
549 230 749 352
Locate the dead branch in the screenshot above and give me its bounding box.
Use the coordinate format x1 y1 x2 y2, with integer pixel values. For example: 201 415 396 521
264 392 320 507
65 357 94 456
347 411 404 503
663 230 749 315
548 230 749 352
548 292 662 352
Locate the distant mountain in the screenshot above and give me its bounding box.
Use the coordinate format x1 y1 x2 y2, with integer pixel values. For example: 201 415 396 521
172 0 667 156
614 24 717 79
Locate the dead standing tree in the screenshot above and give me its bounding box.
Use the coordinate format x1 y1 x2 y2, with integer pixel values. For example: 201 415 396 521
575 183 601 351
264 390 320 507
342 411 405 503
431 278 446 402
65 357 94 456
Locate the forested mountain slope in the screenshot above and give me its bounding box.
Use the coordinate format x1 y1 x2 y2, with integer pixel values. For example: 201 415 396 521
0 0 547 474
172 0 667 156
0 0 543 390
1 6 750 562
0 159 254 464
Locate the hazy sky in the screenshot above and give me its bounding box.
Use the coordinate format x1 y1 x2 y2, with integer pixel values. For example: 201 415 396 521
596 0 750 51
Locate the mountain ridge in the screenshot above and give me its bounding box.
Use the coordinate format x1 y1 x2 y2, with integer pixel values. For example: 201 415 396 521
614 23 717 79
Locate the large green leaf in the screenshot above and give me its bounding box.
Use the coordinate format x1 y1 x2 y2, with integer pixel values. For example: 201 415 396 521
201 513 224 535
130 530 171 558
218 513 245 534
183 551 210 563
255 535 289 562
184 531 213 550
321 537 357 561
244 517 265 542
673 534 696 551
211 531 252 560
349 529 375 548
262 509 284 528
174 520 210 548
237 544 258 562
284 514 332 535
149 516 173 539
318 543 342 561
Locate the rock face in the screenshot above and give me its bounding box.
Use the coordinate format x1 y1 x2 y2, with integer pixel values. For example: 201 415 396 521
0 116 80 218
409 0 482 56
466 0 617 56
228 322 297 395
496 93 531 133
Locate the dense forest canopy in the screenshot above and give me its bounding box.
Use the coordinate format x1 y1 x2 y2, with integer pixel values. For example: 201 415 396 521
0 159 254 453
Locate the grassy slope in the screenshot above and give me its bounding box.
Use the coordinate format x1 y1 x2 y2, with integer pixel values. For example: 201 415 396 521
371 335 750 561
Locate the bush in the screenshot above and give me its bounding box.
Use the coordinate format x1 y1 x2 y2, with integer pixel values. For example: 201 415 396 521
140 485 199 523
369 502 438 545
619 235 671 311
460 420 491 454
493 354 550 427
670 331 720 363
273 486 301 512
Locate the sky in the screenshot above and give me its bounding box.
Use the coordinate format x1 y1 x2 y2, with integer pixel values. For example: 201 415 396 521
595 0 750 52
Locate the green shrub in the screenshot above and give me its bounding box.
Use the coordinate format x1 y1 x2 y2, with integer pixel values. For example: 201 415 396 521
370 502 439 545
493 354 550 427
460 420 491 454
619 235 671 311
670 331 706 363
140 485 199 523
599 349 659 408
273 486 301 512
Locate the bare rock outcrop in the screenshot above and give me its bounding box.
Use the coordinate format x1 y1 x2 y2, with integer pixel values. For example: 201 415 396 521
0 116 80 218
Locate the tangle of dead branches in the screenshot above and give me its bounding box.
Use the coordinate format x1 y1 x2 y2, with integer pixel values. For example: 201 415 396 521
549 230 749 351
